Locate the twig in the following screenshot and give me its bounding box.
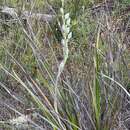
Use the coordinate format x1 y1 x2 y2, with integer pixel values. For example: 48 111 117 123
0 6 55 22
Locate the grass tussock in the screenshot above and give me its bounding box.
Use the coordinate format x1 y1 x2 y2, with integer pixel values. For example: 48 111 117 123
1 0 130 130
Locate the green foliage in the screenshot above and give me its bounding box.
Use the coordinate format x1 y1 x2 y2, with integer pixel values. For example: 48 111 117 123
1 0 130 130
124 0 130 4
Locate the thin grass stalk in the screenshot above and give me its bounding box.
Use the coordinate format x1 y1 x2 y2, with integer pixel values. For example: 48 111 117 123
3 49 54 109
0 65 63 129
91 26 101 130
54 0 72 129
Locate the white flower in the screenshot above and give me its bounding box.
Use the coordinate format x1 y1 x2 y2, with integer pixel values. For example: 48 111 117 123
66 18 71 26
65 13 70 20
65 27 70 34
61 39 65 45
68 32 72 39
62 24 66 32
